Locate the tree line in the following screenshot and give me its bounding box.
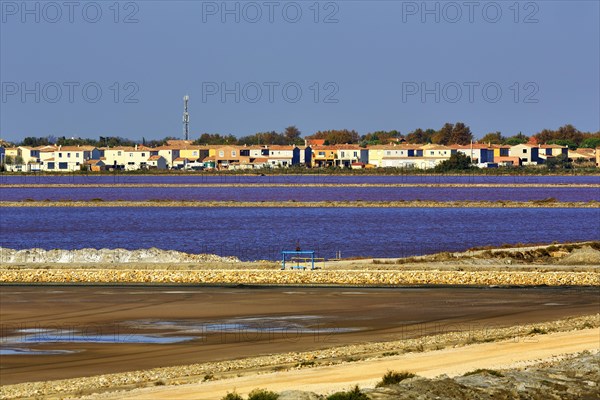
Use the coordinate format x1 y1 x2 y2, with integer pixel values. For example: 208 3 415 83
8 124 600 149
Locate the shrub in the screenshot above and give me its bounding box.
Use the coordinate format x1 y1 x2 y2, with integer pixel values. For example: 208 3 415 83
529 327 548 335
248 388 279 400
222 392 244 400
463 369 504 377
327 385 368 400
375 370 416 387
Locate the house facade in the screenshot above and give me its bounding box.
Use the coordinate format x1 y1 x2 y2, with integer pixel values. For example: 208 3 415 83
451 144 494 166
41 145 96 171
509 144 540 165
103 146 151 170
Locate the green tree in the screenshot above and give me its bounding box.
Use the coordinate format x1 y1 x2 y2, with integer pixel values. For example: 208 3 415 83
504 132 529 145
307 129 360 145
547 139 577 150
21 136 50 147
14 155 24 165
434 152 474 172
284 126 302 144
4 155 14 165
194 133 237 145
361 130 403 145
580 137 600 148
480 132 505 144
432 123 454 145
546 154 572 170
405 128 433 144
449 122 473 145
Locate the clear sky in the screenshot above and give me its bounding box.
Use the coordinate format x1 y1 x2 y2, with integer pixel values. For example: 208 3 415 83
1 0 598 142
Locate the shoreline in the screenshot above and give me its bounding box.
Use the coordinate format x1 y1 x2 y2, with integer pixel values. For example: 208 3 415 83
1 200 598 208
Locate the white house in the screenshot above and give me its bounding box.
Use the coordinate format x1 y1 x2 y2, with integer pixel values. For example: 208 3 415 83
336 145 368 167
42 145 96 171
267 145 298 167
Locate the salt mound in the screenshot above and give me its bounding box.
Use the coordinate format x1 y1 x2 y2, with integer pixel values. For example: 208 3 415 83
0 247 240 264
557 246 600 265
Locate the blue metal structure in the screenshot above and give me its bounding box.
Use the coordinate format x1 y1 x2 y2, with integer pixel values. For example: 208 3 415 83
281 251 316 270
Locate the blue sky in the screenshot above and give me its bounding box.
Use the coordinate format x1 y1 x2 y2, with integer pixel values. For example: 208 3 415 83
1 1 598 142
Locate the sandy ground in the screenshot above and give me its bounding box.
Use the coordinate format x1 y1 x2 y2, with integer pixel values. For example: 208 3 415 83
97 328 600 400
2 286 598 385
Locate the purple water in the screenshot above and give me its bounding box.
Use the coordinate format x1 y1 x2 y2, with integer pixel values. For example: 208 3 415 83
1 174 599 185
1 186 598 202
2 207 598 261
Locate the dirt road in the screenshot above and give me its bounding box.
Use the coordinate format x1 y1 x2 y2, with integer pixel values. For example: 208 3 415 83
108 328 600 400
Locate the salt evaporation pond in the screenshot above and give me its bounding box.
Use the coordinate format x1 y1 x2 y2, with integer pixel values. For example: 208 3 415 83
2 207 598 261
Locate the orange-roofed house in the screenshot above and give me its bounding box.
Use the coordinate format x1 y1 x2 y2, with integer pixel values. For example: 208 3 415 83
335 144 368 168
103 145 151 171
368 144 420 168
418 144 456 169
450 144 495 166
147 155 168 169
42 145 98 171
310 146 337 167
150 146 181 169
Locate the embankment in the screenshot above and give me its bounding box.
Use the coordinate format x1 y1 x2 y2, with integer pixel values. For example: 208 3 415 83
1 200 599 208
1 268 598 286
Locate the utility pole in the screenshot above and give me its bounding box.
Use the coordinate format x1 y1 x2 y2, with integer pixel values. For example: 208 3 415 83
183 95 190 140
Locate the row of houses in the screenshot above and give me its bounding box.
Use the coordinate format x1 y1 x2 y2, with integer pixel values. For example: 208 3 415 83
1 140 598 172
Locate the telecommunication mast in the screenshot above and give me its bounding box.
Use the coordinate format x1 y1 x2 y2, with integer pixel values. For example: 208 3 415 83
183 95 190 140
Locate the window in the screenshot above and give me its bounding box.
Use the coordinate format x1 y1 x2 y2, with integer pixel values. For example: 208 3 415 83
232 150 236 157
219 151 224 157
59 153 62 158
341 151 345 157
118 151 122 156
59 162 68 169
430 151 434 155
319 152 325 156
386 151 391 156
142 153 145 157
67 153 71 158
353 152 357 157
523 149 527 154
193 151 198 156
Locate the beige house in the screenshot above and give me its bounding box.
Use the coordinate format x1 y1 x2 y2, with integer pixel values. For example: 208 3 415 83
151 146 181 168
103 146 151 170
417 144 455 169
368 145 418 168
509 144 540 165
147 155 168 169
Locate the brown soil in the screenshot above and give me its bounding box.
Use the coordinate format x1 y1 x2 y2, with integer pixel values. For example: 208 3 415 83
1 286 598 386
